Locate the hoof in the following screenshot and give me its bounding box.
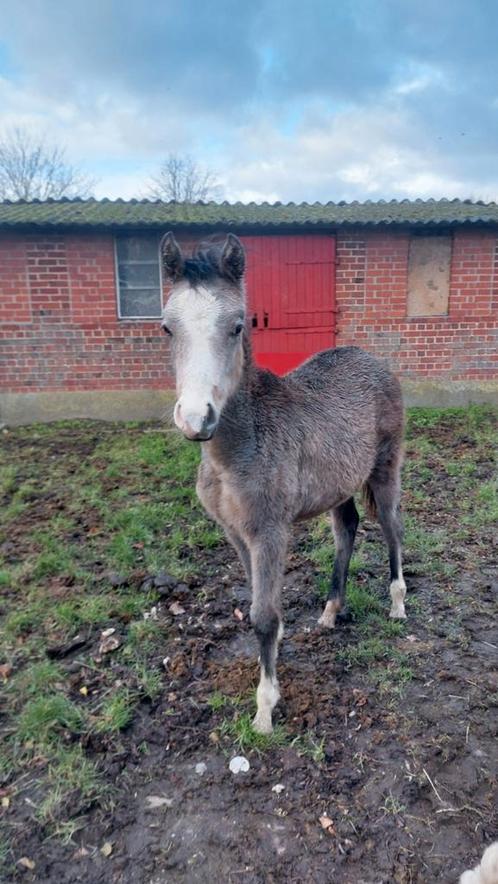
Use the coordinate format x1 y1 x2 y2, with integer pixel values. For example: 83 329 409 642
318 600 340 629
389 604 407 619
252 713 273 735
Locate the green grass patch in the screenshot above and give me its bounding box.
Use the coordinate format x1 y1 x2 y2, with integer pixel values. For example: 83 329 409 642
36 745 102 825
18 695 85 745
219 711 289 752
93 688 135 733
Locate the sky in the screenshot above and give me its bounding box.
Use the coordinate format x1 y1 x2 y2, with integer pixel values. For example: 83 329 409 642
0 0 498 203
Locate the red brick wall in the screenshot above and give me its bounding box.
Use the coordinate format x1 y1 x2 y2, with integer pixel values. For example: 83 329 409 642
335 229 498 381
1 228 497 395
0 233 171 393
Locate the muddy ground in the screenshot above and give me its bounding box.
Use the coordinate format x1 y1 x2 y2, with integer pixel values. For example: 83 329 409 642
0 408 497 883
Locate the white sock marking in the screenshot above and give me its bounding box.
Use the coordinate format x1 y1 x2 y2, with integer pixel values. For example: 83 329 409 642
253 671 279 734
390 575 407 619
318 599 340 628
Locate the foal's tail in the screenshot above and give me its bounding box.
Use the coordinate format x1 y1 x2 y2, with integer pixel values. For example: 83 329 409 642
361 483 377 521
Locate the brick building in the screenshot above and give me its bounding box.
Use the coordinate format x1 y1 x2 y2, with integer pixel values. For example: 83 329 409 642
1 197 497 424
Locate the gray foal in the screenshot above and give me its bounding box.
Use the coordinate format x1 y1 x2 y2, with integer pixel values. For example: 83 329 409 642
161 232 406 734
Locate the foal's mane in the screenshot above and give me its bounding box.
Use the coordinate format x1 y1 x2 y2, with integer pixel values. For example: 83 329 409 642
182 241 225 285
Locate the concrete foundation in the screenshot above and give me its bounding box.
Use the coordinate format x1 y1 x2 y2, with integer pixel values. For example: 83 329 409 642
0 389 176 426
1 381 497 427
400 379 498 408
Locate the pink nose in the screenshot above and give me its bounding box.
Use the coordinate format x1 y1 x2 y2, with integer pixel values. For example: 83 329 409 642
174 401 217 440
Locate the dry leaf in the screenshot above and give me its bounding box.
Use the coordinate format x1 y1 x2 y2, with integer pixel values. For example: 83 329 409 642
169 601 185 616
18 857 36 870
319 815 336 835
99 635 121 654
100 841 113 857
79 686 88 697
101 627 116 638
0 663 12 682
233 608 244 621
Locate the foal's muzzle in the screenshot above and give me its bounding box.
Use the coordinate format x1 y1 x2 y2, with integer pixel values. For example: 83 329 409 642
174 401 218 441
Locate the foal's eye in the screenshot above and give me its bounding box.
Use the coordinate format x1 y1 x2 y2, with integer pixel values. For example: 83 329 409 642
162 324 173 337
232 321 244 337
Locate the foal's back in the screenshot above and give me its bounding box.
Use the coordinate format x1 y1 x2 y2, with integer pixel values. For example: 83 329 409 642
260 346 403 447
248 346 404 519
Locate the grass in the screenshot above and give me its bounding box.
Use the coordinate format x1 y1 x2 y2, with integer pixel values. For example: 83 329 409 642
36 746 101 824
18 695 85 745
216 703 326 761
94 688 135 734
0 406 496 849
0 421 215 840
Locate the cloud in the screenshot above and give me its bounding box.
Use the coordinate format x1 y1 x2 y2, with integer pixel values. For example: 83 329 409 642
1 0 498 202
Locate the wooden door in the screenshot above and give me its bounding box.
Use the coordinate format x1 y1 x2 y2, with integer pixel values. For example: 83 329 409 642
242 234 336 374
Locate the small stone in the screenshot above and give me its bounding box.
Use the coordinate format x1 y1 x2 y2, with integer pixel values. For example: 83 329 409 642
107 572 128 588
229 755 250 774
272 783 285 795
100 841 113 857
154 572 177 590
195 762 207 775
145 795 173 809
140 576 155 592
101 627 116 638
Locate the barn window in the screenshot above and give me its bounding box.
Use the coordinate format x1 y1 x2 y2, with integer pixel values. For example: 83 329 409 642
115 236 162 319
407 235 451 317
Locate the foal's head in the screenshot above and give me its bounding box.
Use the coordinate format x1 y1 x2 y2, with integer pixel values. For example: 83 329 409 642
161 233 246 441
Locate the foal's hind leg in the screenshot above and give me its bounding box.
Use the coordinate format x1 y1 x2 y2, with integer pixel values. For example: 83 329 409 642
368 477 406 619
318 497 359 628
248 525 288 734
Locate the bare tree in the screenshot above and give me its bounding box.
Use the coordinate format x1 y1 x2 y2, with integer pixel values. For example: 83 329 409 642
0 128 95 201
147 153 221 202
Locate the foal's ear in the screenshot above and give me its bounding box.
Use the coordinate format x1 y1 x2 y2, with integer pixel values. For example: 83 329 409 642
220 234 245 282
160 232 184 281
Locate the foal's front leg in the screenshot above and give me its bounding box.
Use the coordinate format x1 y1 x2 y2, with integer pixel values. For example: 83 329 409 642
224 527 252 586
248 525 288 734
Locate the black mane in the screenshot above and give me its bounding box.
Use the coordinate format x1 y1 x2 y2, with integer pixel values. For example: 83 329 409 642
182 244 224 284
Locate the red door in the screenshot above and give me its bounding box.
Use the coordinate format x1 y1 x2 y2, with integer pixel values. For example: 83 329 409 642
241 234 336 375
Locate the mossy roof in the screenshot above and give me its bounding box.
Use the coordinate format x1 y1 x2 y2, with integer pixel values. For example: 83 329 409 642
2 196 498 231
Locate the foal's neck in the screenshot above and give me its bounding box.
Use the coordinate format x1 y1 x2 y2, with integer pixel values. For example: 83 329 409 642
203 333 258 466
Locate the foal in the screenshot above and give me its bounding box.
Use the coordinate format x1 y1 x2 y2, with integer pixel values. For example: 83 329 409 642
161 233 406 734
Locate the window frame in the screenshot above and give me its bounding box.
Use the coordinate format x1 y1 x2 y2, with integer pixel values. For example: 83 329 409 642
114 233 164 321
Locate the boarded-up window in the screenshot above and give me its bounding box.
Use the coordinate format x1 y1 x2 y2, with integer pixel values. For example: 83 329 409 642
407 236 451 317
115 236 162 319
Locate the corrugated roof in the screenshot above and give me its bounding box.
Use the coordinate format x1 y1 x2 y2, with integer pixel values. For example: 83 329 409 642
1 197 498 230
